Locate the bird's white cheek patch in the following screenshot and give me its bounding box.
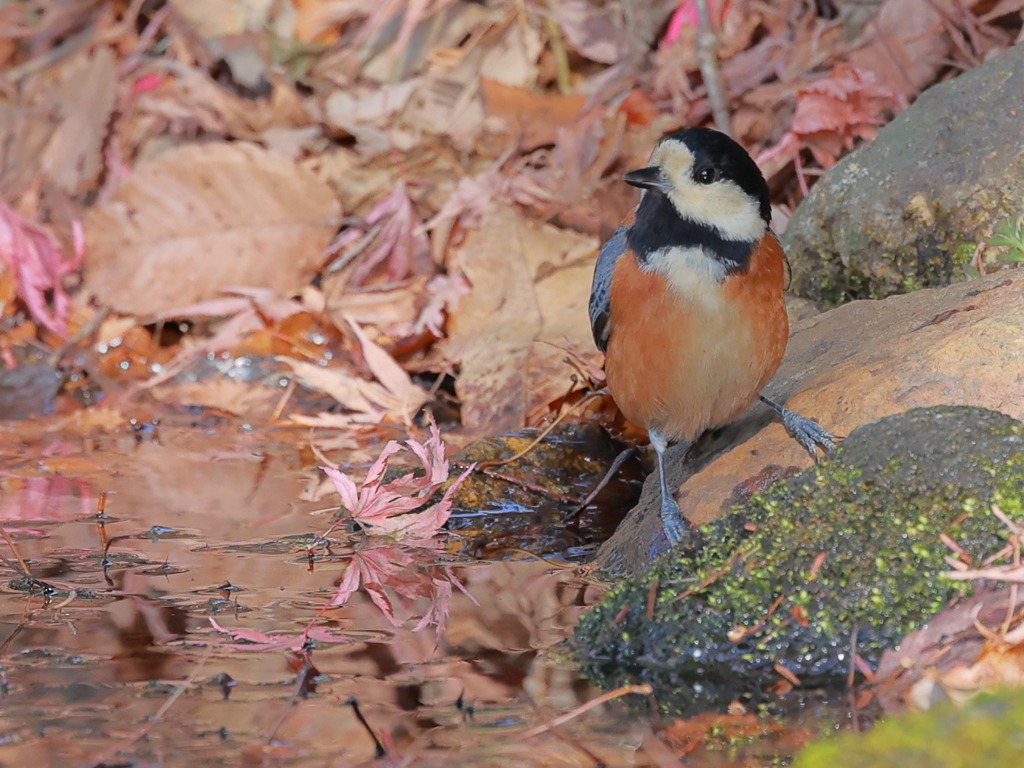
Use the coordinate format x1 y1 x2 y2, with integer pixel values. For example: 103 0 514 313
670 183 765 243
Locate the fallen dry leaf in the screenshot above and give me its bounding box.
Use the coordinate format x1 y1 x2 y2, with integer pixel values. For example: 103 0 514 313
325 278 425 341
346 315 428 421
480 78 587 151
756 63 901 181
25 44 117 195
280 358 391 425
848 0 955 99
82 142 340 316
441 206 600 433
149 378 285 420
550 0 630 64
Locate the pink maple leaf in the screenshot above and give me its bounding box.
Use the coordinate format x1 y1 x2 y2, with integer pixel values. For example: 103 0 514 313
328 543 474 636
208 618 352 651
326 182 430 287
321 417 473 536
0 204 83 338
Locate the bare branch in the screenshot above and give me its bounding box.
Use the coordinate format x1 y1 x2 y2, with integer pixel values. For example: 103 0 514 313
695 0 731 134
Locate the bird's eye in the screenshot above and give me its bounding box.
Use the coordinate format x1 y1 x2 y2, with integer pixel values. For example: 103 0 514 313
695 167 718 185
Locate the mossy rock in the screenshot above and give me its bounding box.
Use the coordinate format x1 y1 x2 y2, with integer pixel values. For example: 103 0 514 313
574 406 1024 715
794 688 1024 768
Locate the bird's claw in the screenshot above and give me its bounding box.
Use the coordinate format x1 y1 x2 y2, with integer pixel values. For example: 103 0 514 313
779 408 838 460
661 499 702 548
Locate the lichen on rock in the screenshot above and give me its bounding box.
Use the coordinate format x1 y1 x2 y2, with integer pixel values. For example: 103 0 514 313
574 406 1024 714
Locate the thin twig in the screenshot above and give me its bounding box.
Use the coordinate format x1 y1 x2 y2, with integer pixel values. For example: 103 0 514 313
0 527 30 574
265 657 319 744
544 15 572 95
473 394 596 470
270 377 297 422
521 683 652 738
847 621 859 689
563 447 635 522
476 467 578 505
695 0 730 134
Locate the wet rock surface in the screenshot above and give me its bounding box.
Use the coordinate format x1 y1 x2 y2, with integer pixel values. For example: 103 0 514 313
574 406 1024 715
782 42 1024 306
595 270 1024 578
446 422 643 559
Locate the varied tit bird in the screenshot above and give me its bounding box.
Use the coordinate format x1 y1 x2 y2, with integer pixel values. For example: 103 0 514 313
589 127 835 546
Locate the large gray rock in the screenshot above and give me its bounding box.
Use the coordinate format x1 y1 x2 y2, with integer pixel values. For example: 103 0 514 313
782 43 1024 307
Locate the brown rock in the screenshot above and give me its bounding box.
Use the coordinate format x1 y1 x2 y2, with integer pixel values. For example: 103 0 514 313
595 270 1024 575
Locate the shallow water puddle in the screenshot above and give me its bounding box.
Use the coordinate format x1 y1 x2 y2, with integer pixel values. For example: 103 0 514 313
0 420 656 767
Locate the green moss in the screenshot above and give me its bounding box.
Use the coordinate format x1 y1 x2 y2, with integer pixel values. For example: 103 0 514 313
951 241 976 266
794 689 1024 768
899 274 924 293
575 407 1024 715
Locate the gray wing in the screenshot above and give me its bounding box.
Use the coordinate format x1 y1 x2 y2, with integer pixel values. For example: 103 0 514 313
589 227 627 354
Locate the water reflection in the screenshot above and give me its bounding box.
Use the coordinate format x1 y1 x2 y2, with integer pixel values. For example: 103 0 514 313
0 425 648 767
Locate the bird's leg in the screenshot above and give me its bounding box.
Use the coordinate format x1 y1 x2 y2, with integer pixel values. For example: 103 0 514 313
649 430 699 546
759 395 837 459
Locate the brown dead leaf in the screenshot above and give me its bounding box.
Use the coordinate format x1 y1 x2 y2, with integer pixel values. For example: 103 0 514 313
925 642 1024 705
168 0 271 37
441 207 599 433
22 44 117 195
756 63 901 180
299 147 398 216
346 316 428 420
848 0 955 99
280 324 426 427
131 62 310 145
876 587 1024 711
550 0 630 64
477 12 543 87
83 142 340 316
325 279 424 341
281 358 388 422
323 79 422 137
149 378 284 420
481 78 587 151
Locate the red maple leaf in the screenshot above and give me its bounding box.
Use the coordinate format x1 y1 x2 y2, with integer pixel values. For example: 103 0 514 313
757 64 903 190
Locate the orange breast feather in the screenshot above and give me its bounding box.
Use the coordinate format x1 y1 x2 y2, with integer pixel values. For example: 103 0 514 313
604 234 788 442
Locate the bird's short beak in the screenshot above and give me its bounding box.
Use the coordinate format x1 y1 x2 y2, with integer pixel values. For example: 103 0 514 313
623 166 670 193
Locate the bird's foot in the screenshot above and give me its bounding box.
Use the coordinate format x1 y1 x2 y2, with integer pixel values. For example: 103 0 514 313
661 497 702 548
759 395 838 460
778 407 837 459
